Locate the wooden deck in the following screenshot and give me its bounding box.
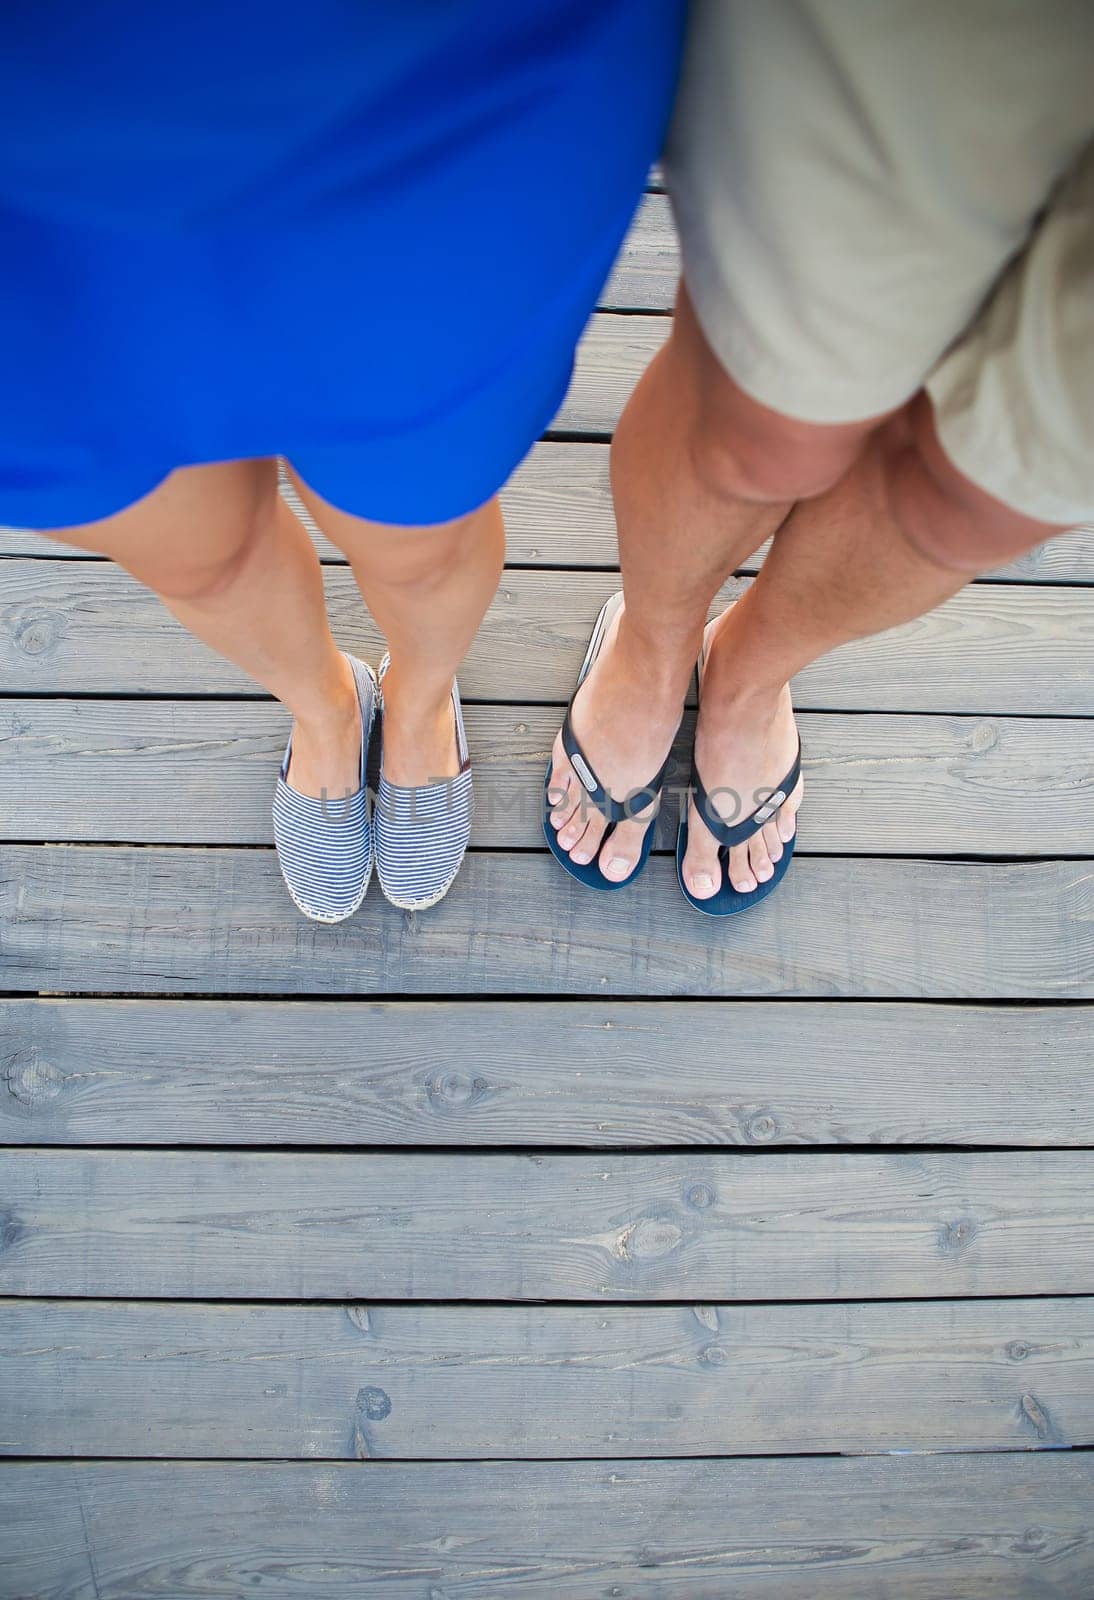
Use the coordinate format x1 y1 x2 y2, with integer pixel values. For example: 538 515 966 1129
2 189 1094 1598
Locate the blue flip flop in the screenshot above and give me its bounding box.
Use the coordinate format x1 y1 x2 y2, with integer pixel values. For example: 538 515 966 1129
544 591 678 892
677 627 801 917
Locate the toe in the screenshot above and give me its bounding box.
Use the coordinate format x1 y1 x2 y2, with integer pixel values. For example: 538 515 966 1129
727 841 757 895
550 779 582 834
682 798 723 899
547 738 581 830
762 819 783 864
568 809 608 867
776 776 804 844
555 805 588 851
597 807 653 883
555 775 603 851
748 829 774 883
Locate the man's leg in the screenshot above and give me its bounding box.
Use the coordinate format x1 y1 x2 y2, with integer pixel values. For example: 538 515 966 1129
547 286 887 880
548 282 1067 894
678 382 1062 896
679 388 1067 898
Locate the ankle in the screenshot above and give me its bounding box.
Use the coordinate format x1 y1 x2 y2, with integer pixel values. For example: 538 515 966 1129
704 616 791 708
614 613 696 711
381 663 453 729
289 654 360 742
702 653 788 718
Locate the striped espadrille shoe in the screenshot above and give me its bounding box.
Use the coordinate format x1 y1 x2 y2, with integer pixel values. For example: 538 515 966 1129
272 652 377 923
374 653 474 910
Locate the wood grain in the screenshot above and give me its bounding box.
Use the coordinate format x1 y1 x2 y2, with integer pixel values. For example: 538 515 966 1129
3 698 1091 853
598 192 678 310
3 560 1092 709
4 997 1091 1148
3 847 1090 998
2 1149 1092 1300
3 1454 1094 1600
554 311 669 433
4 1296 1092 1458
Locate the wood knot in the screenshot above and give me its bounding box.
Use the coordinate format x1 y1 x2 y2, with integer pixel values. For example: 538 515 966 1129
4 1050 64 1109
5 605 64 657
1017 1391 1056 1442
615 1217 683 1262
1013 1526 1047 1554
969 719 1000 754
744 1113 778 1144
692 1304 720 1332
424 1071 490 1113
345 1305 371 1334
685 1182 715 1210
699 1343 728 1367
356 1386 392 1421
938 1217 977 1254
0 1209 24 1253
1006 1339 1030 1361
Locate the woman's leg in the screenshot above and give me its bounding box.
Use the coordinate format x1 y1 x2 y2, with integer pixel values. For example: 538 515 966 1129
48 458 363 799
284 467 505 787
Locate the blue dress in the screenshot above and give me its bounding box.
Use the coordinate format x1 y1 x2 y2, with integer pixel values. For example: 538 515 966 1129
0 3 684 529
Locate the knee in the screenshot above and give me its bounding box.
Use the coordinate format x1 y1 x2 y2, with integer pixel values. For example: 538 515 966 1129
883 392 1068 574
666 283 890 507
686 376 886 509
139 489 275 603
351 501 502 592
373 520 473 588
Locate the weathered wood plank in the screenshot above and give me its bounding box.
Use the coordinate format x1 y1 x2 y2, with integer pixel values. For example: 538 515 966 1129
3 699 1091 854
555 311 669 432
3 1455 1093 1599
2 1149 1092 1300
3 998 1090 1148
598 192 678 310
6 437 1094 579
3 561 1092 710
2 848 1090 998
4 1296 1092 1458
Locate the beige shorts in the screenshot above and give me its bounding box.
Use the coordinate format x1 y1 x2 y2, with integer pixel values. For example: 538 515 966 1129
663 0 1094 524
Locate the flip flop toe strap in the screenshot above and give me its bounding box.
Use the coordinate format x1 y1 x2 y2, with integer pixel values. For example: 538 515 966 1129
560 707 673 825
692 741 802 850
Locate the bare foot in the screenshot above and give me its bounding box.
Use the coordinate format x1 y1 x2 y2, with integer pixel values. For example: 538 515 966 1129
379 660 460 788
284 651 364 800
547 600 689 882
680 607 803 900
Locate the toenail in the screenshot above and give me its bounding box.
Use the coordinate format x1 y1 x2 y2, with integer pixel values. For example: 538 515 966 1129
734 880 754 892
693 873 714 893
572 850 591 864
608 856 629 875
